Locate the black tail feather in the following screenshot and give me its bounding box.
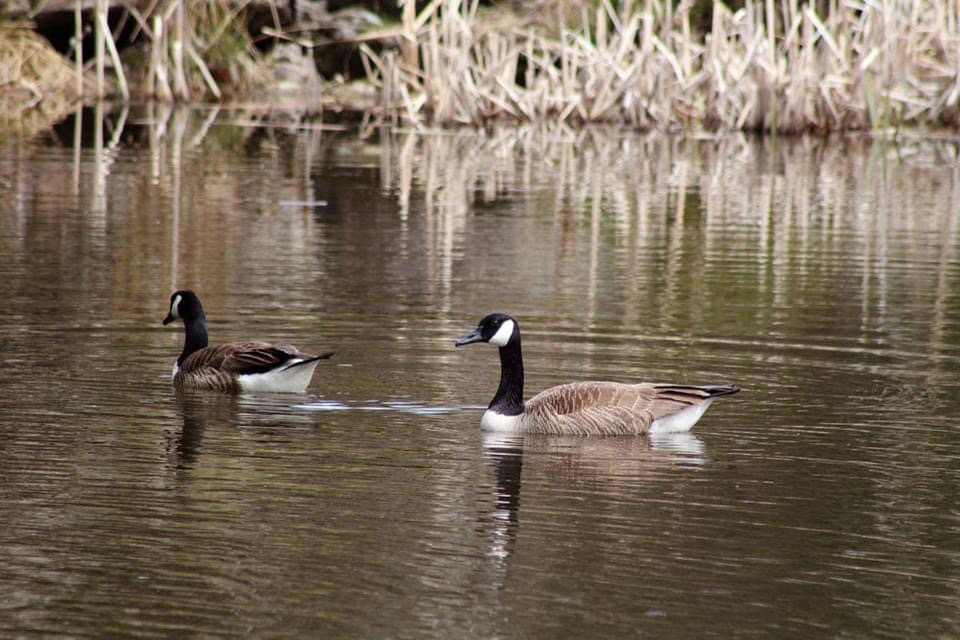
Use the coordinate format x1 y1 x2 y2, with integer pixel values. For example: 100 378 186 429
286 352 335 370
706 384 740 397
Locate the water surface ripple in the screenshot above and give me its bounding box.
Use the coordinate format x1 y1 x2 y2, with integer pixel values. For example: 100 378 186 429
1 111 959 637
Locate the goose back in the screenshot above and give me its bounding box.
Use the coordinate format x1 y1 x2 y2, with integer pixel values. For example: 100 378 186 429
519 382 737 436
175 342 333 392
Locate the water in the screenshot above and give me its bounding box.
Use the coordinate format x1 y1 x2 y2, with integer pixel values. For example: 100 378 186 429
2 106 960 637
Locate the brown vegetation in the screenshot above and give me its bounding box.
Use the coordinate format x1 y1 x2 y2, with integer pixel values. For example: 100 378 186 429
0 21 80 135
360 0 960 132
2 1 959 133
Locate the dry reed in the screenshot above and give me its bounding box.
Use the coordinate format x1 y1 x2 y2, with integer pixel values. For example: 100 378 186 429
127 0 266 100
6 0 959 133
360 0 960 132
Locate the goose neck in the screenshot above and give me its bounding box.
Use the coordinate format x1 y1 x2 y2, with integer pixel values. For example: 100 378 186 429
179 317 209 364
490 339 524 416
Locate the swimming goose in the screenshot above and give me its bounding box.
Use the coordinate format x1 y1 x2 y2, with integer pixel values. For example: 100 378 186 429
455 313 739 435
162 290 333 393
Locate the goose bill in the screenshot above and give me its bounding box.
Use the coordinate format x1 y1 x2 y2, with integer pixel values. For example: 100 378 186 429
455 328 484 347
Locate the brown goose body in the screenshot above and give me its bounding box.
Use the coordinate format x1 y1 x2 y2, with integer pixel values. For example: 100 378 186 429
174 342 333 393
456 313 739 436
515 381 737 435
163 290 333 394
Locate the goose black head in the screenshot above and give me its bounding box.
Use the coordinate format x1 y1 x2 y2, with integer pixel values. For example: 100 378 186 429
456 313 519 348
162 290 205 326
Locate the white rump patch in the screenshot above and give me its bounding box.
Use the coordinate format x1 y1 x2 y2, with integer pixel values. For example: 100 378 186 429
481 409 523 432
649 398 714 434
489 320 515 347
169 294 182 320
238 359 321 393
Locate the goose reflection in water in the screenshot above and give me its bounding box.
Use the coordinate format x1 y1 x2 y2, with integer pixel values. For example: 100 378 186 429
170 392 322 471
479 431 709 561
482 434 525 560
170 390 239 469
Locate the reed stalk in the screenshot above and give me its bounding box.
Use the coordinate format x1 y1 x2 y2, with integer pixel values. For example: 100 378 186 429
95 0 105 97
401 0 419 69
173 0 188 99
151 14 173 100
99 9 129 99
74 0 83 97
52 0 265 102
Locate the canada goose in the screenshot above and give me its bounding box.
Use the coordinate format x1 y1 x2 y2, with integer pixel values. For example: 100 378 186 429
162 290 333 393
455 313 739 435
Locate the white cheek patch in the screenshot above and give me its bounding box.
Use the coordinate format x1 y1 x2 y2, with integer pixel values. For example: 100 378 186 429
170 294 182 320
489 320 515 347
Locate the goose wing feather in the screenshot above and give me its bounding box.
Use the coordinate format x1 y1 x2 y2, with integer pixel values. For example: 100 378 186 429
647 384 717 417
220 343 308 374
523 382 727 436
180 342 306 376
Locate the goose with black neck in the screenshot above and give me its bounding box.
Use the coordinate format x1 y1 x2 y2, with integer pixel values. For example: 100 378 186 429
455 313 739 436
162 290 333 393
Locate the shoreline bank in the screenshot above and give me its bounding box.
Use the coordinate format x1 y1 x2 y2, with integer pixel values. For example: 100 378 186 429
3 1 959 135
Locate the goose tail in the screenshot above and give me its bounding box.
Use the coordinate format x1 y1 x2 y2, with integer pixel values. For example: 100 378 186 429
283 351 335 370
705 384 740 397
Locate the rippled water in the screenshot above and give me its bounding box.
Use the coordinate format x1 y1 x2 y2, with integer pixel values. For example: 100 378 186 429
2 106 960 637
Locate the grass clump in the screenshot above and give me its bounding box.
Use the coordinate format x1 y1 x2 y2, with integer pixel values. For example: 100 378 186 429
0 20 79 135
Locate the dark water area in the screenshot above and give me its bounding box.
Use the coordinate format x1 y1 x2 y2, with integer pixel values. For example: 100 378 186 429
2 105 960 637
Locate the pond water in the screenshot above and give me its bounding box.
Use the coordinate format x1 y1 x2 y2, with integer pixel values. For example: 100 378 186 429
2 105 960 638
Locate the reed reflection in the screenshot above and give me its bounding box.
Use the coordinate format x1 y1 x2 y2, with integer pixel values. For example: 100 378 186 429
26 106 959 385
374 126 960 382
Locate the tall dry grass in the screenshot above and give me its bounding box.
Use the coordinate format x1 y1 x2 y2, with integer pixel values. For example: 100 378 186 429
123 0 268 100
38 0 270 101
360 0 960 131
6 0 959 133
2 0 270 110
